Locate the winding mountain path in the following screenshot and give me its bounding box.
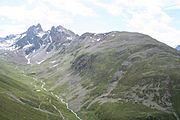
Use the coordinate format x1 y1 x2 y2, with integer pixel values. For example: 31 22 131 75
32 77 82 120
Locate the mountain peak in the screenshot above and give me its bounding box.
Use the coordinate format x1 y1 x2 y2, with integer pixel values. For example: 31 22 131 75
50 25 68 33
27 23 43 35
50 26 56 32
36 23 41 28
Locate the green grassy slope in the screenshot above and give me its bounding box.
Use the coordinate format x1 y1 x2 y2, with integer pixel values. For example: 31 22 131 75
22 32 180 120
74 33 180 120
0 60 79 120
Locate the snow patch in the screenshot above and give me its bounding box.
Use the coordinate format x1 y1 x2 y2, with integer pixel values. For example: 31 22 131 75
25 55 31 64
57 29 62 32
0 34 21 51
0 41 13 48
64 43 71 46
23 43 33 49
14 34 21 39
50 60 56 63
20 33 26 39
36 60 45 64
51 64 58 68
67 37 72 40
37 32 45 38
49 36 52 42
27 58 31 64
96 38 101 41
0 45 16 51
25 55 29 59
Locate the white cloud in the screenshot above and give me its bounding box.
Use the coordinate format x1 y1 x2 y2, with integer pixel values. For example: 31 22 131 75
165 1 180 10
0 0 180 47
88 0 123 16
88 0 180 47
0 4 73 35
0 0 96 36
42 0 96 16
0 24 26 37
126 6 180 47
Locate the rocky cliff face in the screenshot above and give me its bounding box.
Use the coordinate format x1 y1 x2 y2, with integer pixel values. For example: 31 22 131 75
13 24 78 54
0 24 79 64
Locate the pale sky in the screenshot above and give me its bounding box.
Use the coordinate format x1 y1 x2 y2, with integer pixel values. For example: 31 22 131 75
0 0 180 47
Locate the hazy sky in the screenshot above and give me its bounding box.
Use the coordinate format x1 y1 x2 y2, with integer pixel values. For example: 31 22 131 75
0 0 180 47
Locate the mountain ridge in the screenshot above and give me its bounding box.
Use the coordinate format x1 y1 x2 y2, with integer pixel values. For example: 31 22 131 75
0 24 180 120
